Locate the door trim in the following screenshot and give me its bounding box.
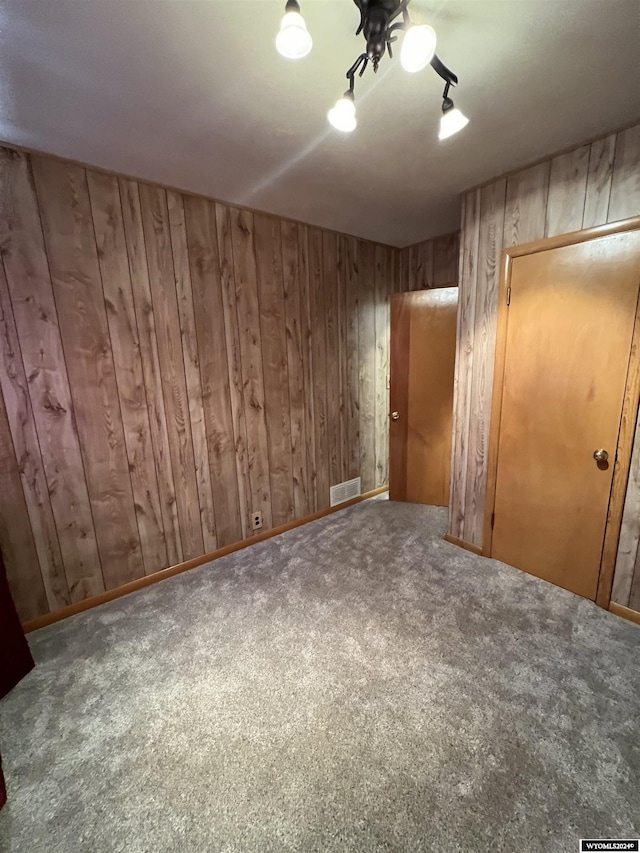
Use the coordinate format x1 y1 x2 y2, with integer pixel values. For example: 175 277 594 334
482 216 640 608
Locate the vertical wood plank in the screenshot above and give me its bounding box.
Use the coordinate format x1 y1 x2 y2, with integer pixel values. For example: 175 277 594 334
397 248 408 294
229 207 273 529
374 245 391 487
629 553 640 612
215 203 252 540
544 146 590 237
608 124 640 223
612 404 640 606
434 233 459 285
183 196 241 546
87 170 168 576
0 148 104 600
323 230 342 488
337 235 349 482
298 225 317 512
282 220 310 518
0 259 69 611
418 239 434 289
167 189 218 552
0 385 48 620
409 244 422 292
138 182 204 560
308 228 329 509
503 161 550 248
32 155 143 590
464 179 507 546
583 134 616 228
344 236 361 480
358 240 376 493
119 178 182 566
254 213 294 526
449 190 480 539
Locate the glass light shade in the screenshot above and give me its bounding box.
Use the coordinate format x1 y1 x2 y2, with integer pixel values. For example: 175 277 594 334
276 11 312 59
328 97 357 133
400 24 437 73
438 107 469 140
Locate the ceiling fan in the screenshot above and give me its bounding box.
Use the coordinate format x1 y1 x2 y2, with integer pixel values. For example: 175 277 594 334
275 0 469 139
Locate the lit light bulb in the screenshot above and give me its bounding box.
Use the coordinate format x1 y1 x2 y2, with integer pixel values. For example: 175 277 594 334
328 94 357 133
400 24 437 73
276 10 312 59
438 102 469 140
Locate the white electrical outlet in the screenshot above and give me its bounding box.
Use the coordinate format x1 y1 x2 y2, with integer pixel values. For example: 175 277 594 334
251 511 263 531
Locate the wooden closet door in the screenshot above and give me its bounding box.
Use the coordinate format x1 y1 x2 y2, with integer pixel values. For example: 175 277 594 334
489 229 640 600
389 288 458 506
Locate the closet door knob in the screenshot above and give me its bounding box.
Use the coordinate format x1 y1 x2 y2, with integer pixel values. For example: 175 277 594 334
391 411 400 421
593 448 609 463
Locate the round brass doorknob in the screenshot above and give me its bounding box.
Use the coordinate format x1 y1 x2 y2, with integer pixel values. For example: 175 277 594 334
391 411 400 421
593 449 609 463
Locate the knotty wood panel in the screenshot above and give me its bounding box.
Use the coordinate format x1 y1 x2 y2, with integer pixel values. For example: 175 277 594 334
398 232 460 294
215 202 252 541
323 231 342 488
0 386 48 620
416 239 434 289
433 232 458 285
608 124 640 223
87 170 168 575
449 191 480 538
337 237 349 483
0 149 103 602
119 178 182 566
32 155 143 590
0 143 401 620
282 220 310 518
503 162 550 249
358 240 376 493
583 135 616 229
308 228 329 509
254 213 294 527
167 190 218 553
449 121 640 615
344 235 361 481
463 179 506 546
184 196 242 547
545 146 589 238
374 245 391 488
0 262 69 611
298 225 317 512
229 207 273 529
139 183 204 560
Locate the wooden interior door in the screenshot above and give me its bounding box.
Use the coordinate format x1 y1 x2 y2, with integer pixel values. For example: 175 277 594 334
487 228 640 600
389 288 458 506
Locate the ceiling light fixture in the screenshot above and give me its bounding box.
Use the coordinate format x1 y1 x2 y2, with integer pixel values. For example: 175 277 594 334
400 23 437 73
276 0 312 60
328 90 357 133
438 82 469 140
275 0 468 140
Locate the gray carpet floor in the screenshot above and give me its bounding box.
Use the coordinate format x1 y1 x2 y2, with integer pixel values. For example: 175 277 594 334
1 497 639 852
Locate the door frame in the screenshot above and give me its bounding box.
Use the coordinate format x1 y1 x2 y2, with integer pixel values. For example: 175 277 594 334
482 215 640 608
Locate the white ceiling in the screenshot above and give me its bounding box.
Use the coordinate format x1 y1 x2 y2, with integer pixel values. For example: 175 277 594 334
0 0 638 247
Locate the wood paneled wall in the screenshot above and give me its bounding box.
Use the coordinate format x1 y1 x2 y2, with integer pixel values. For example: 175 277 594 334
397 232 459 292
0 145 420 621
448 122 640 611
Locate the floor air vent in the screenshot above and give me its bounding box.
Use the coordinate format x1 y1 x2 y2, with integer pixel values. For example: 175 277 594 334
330 477 362 507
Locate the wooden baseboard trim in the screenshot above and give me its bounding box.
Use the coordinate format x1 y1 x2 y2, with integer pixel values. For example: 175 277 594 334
609 601 640 626
23 486 388 633
443 533 483 556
